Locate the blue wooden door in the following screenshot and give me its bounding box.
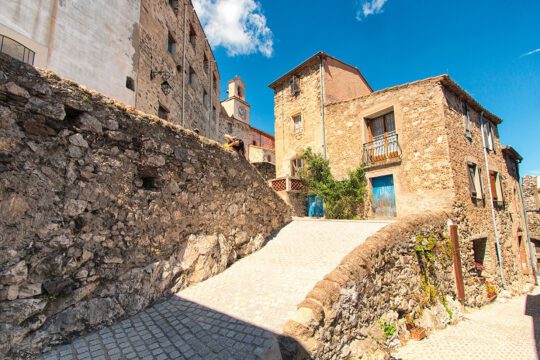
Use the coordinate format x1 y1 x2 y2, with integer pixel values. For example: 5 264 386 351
307 195 324 217
372 175 397 217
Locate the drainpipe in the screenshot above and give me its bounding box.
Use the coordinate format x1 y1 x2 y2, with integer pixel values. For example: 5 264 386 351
208 61 213 138
181 1 188 127
480 111 507 288
319 54 327 160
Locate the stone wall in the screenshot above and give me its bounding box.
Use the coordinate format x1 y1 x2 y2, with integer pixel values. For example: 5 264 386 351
282 212 461 359
441 84 532 292
524 176 540 239
253 162 276 181
0 55 291 358
282 211 534 359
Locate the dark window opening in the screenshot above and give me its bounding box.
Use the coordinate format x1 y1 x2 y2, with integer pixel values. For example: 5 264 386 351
189 25 197 48
158 104 169 120
213 73 217 92
203 54 209 75
203 89 209 107
189 66 196 87
168 0 179 15
141 176 158 191
473 238 487 276
126 76 135 91
227 122 232 134
237 86 243 98
253 140 257 146
167 32 176 57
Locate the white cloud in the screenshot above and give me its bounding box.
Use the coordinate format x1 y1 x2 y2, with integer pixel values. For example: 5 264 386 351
193 0 273 57
520 48 540 58
356 0 388 20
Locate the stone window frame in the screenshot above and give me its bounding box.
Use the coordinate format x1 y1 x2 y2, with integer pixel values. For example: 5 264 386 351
167 31 177 58
292 113 303 134
290 157 304 177
157 104 170 120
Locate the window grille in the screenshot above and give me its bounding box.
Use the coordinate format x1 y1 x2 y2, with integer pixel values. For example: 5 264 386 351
0 34 35 65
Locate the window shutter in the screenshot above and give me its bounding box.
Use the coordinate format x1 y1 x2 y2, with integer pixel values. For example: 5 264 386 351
477 168 484 199
496 173 504 204
489 171 497 201
467 163 477 197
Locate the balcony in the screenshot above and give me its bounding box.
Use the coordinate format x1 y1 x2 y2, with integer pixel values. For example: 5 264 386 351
270 176 305 192
362 132 402 168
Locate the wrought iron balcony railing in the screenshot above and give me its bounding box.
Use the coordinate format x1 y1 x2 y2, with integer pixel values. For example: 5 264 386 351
362 132 402 167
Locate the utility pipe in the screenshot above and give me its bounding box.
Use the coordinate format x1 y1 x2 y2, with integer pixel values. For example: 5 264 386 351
480 111 507 288
181 0 188 127
517 168 538 282
319 54 327 160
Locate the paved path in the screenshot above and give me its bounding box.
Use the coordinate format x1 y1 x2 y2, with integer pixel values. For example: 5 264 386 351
37 219 389 360
393 286 540 360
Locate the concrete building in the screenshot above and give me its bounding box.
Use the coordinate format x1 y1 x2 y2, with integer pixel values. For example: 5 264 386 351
269 51 532 288
0 0 220 139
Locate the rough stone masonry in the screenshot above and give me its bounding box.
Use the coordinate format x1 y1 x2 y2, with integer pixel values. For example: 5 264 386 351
0 54 291 358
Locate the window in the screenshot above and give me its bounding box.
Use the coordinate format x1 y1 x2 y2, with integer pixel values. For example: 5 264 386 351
467 162 484 201
292 114 302 133
189 24 197 48
188 66 196 87
252 140 257 146
289 76 300 96
167 32 176 57
227 122 233 134
368 112 396 139
463 102 472 139
125 76 135 91
0 34 35 65
203 54 209 75
202 89 209 107
473 238 487 276
291 158 304 177
489 171 504 205
213 73 217 92
157 104 169 120
483 120 496 151
168 0 179 14
212 106 217 121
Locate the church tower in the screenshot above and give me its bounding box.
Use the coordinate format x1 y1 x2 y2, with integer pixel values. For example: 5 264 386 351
221 77 251 124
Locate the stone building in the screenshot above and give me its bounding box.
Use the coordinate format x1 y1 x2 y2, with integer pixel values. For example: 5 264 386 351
269 51 532 289
0 0 221 139
523 176 540 268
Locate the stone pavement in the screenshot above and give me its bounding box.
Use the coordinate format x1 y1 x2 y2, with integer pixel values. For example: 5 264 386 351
393 286 540 360
36 219 390 359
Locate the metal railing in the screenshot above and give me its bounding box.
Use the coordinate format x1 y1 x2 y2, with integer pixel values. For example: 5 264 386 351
0 34 35 65
362 132 402 167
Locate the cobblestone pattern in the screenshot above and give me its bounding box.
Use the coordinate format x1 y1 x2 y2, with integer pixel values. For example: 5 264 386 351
393 286 540 360
36 296 277 360
37 219 390 359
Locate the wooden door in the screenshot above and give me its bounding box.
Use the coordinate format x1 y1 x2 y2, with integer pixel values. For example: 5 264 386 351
372 175 397 217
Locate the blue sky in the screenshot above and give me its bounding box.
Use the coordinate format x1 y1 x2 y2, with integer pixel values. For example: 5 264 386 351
195 0 540 175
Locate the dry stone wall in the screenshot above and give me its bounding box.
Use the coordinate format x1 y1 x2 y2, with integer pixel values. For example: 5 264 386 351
523 176 540 239
0 54 291 358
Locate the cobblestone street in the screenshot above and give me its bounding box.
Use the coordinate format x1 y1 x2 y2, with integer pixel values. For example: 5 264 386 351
393 285 540 360
36 219 389 359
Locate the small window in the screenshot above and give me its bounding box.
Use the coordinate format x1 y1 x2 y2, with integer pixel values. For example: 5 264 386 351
203 54 209 75
212 106 217 121
489 171 504 205
157 104 169 120
167 32 176 57
252 140 257 146
473 238 487 276
203 89 209 107
168 0 179 14
188 66 196 87
227 122 233 134
467 162 484 201
213 73 217 92
126 76 135 91
238 86 243 98
463 102 472 139
189 24 197 48
290 76 300 96
266 155 272 162
0 34 35 65
291 158 304 177
292 114 302 133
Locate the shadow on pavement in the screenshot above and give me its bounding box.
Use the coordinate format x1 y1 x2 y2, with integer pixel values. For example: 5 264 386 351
525 294 540 358
35 295 310 360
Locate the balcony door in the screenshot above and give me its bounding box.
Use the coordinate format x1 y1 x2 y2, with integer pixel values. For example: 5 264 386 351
368 112 398 161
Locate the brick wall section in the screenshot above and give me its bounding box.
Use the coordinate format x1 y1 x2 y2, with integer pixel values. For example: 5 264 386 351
0 55 291 357
440 85 531 294
325 78 455 216
136 0 221 140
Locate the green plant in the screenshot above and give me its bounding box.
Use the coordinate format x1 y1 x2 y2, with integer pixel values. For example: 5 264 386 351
299 147 367 219
380 320 397 338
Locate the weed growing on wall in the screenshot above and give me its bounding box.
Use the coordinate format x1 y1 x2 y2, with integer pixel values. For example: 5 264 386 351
300 147 367 219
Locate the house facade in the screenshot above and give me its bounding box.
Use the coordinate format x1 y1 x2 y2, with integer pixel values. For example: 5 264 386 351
524 176 540 269
0 0 221 139
269 52 532 292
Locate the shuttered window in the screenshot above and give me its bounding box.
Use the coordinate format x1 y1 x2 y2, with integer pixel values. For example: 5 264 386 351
467 162 484 201
489 171 504 205
463 103 472 139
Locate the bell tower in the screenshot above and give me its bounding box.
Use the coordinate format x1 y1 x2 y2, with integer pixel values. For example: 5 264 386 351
222 76 250 124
